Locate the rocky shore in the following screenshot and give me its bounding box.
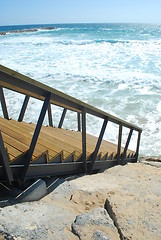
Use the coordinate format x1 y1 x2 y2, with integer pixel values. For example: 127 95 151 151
0 26 56 35
0 160 161 239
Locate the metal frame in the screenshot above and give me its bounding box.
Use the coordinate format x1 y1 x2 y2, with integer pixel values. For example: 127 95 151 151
0 87 9 119
117 125 123 161
47 103 53 127
18 95 30 122
0 65 142 131
77 113 81 131
0 131 13 184
0 64 142 184
82 108 87 173
135 131 141 161
89 118 108 172
0 157 137 182
20 93 51 182
121 129 133 161
58 108 67 128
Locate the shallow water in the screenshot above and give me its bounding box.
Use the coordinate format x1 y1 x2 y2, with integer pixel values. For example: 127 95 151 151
0 23 161 156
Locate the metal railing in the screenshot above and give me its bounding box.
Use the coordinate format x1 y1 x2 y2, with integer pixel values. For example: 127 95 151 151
0 64 142 184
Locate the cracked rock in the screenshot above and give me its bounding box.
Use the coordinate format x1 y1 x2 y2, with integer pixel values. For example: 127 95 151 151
72 208 120 240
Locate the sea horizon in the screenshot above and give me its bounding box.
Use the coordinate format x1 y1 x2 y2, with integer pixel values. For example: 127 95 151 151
1 22 161 28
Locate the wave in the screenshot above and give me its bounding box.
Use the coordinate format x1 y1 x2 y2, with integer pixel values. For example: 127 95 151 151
49 39 131 46
14 39 161 48
0 38 131 46
49 38 161 46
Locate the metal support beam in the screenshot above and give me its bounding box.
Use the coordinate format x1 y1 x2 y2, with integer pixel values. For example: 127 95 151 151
20 93 51 182
135 131 141 162
89 118 108 173
18 95 30 122
0 87 9 119
117 125 122 161
47 103 53 127
121 129 133 161
58 108 67 128
82 108 87 173
77 113 81 131
0 131 13 184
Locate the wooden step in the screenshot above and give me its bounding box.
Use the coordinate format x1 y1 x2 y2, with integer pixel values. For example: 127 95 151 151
0 124 44 158
24 123 106 157
1 119 81 162
10 120 82 160
0 117 134 165
1 132 35 160
0 118 66 161
20 122 84 160
52 127 133 157
13 120 118 160
46 126 117 155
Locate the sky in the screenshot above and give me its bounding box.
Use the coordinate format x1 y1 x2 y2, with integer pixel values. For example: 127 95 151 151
0 0 161 26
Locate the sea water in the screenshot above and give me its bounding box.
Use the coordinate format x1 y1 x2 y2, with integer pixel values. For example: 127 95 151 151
0 23 161 156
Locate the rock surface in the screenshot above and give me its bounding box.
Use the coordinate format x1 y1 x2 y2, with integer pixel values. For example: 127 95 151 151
72 208 120 240
71 162 161 240
0 162 161 239
0 32 6 35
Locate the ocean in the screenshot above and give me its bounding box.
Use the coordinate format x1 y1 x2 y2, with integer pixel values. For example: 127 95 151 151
0 23 161 157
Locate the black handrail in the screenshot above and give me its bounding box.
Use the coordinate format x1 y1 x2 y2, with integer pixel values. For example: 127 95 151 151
0 64 142 131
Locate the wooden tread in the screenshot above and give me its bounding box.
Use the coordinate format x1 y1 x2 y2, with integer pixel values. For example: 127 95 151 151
0 117 134 164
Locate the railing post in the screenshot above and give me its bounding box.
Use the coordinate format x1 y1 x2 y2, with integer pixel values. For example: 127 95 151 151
18 95 30 122
117 124 122 162
135 131 141 162
47 103 53 127
58 108 67 128
0 131 13 185
20 93 51 182
121 128 133 161
89 118 108 173
0 87 9 119
82 108 87 173
77 112 81 132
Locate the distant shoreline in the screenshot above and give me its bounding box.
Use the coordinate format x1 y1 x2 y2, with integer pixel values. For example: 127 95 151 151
0 26 56 35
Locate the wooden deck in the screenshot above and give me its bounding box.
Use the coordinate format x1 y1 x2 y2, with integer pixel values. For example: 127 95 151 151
0 117 133 164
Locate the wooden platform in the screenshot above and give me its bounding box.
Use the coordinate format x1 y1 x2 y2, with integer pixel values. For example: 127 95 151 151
0 117 133 164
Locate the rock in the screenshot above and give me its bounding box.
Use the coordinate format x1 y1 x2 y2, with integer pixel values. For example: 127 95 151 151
40 27 56 30
0 163 161 239
0 231 14 240
0 180 78 240
103 164 161 240
9 29 38 34
92 230 111 240
139 157 161 168
0 32 6 35
0 26 56 36
72 208 120 240
71 163 161 240
0 201 77 239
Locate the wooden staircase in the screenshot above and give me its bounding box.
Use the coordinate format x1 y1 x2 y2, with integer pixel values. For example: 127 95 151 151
0 64 142 185
0 117 134 165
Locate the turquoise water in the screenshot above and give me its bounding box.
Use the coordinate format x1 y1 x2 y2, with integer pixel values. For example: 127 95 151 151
0 23 161 156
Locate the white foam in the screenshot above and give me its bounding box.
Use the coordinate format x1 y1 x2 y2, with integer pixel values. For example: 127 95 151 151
1 29 161 156
157 101 161 113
